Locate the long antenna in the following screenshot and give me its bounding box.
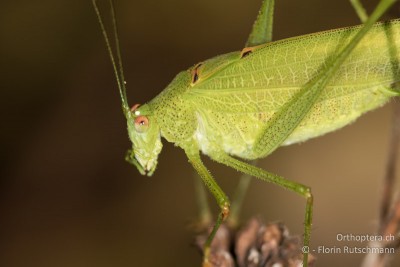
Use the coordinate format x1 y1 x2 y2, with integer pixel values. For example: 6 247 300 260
92 0 130 116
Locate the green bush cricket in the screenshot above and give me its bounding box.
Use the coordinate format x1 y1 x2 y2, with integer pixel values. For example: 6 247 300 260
92 0 399 266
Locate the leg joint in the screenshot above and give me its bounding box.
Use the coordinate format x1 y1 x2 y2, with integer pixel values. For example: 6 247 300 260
221 201 230 220
297 184 312 199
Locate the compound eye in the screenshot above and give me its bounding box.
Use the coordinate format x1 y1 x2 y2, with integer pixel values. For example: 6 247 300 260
134 115 149 133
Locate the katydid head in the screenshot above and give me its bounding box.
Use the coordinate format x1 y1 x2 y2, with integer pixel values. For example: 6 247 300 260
92 0 162 176
125 104 162 176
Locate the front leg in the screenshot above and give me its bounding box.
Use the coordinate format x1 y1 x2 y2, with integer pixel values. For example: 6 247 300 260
209 151 313 267
185 150 230 267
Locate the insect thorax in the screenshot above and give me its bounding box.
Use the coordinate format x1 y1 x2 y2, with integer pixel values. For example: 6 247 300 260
149 71 199 147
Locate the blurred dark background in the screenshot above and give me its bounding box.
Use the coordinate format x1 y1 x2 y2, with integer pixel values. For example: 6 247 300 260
1 0 399 266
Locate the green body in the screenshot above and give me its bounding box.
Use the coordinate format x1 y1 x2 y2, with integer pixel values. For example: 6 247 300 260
93 0 399 266
143 20 400 163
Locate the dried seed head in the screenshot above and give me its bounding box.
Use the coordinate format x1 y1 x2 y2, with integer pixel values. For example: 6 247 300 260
195 217 315 267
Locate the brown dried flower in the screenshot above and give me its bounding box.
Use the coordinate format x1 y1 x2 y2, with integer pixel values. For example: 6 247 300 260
195 217 315 267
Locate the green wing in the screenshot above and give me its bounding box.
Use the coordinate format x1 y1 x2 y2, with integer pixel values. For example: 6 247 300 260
186 20 400 113
185 20 400 148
